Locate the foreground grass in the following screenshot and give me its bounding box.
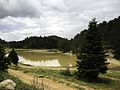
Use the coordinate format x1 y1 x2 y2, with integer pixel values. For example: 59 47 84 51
10 66 120 90
0 70 39 90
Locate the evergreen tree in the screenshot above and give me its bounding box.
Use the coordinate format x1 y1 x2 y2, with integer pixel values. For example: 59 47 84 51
58 39 71 53
77 19 108 81
8 49 19 65
0 44 10 71
72 29 88 54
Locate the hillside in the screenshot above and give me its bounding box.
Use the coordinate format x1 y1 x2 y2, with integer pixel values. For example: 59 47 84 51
72 16 120 60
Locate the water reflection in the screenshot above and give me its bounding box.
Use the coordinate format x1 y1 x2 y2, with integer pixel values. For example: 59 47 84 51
17 50 77 67
19 56 61 67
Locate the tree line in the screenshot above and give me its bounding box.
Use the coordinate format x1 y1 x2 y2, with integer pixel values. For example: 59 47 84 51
8 36 71 53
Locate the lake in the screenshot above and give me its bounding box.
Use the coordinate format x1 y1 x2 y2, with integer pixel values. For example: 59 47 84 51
15 49 77 67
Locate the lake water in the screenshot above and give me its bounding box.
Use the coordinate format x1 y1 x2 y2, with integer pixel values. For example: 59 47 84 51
16 49 77 67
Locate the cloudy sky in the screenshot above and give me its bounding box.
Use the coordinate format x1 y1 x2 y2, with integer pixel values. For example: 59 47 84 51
0 0 120 41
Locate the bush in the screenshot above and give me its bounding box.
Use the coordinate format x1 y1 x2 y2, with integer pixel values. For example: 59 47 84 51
0 45 11 71
8 49 19 66
31 77 50 90
60 67 71 76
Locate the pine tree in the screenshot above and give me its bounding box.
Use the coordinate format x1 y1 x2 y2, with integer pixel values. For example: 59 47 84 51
8 49 19 65
77 19 108 81
0 44 10 71
58 39 71 53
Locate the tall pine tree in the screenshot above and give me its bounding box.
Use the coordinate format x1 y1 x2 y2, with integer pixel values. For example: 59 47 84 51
77 19 108 81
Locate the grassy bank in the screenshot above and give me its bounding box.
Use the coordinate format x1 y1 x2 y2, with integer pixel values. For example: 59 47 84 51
10 65 120 90
0 70 39 90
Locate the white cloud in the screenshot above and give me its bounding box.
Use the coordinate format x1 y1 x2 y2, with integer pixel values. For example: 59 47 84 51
0 0 120 41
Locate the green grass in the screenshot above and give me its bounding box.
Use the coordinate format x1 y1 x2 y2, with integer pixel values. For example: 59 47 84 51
11 66 120 90
0 70 39 90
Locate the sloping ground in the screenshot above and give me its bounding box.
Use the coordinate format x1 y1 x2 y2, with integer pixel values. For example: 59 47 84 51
107 55 120 70
8 69 75 90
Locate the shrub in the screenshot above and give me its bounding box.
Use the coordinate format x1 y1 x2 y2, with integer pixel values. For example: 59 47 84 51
8 49 19 66
0 45 11 71
31 77 50 90
60 67 71 76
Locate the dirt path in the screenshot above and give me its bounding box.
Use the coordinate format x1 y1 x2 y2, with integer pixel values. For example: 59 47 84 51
8 69 76 90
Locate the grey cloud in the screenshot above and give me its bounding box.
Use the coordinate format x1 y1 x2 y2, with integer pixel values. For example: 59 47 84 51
42 0 69 12
64 0 120 21
0 0 42 18
0 16 26 33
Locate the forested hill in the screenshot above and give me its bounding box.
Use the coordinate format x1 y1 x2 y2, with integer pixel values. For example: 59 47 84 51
98 16 120 48
0 38 7 46
98 16 120 59
72 16 120 59
8 35 71 53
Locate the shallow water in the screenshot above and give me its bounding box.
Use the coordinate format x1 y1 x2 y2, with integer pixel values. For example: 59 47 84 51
16 49 77 67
